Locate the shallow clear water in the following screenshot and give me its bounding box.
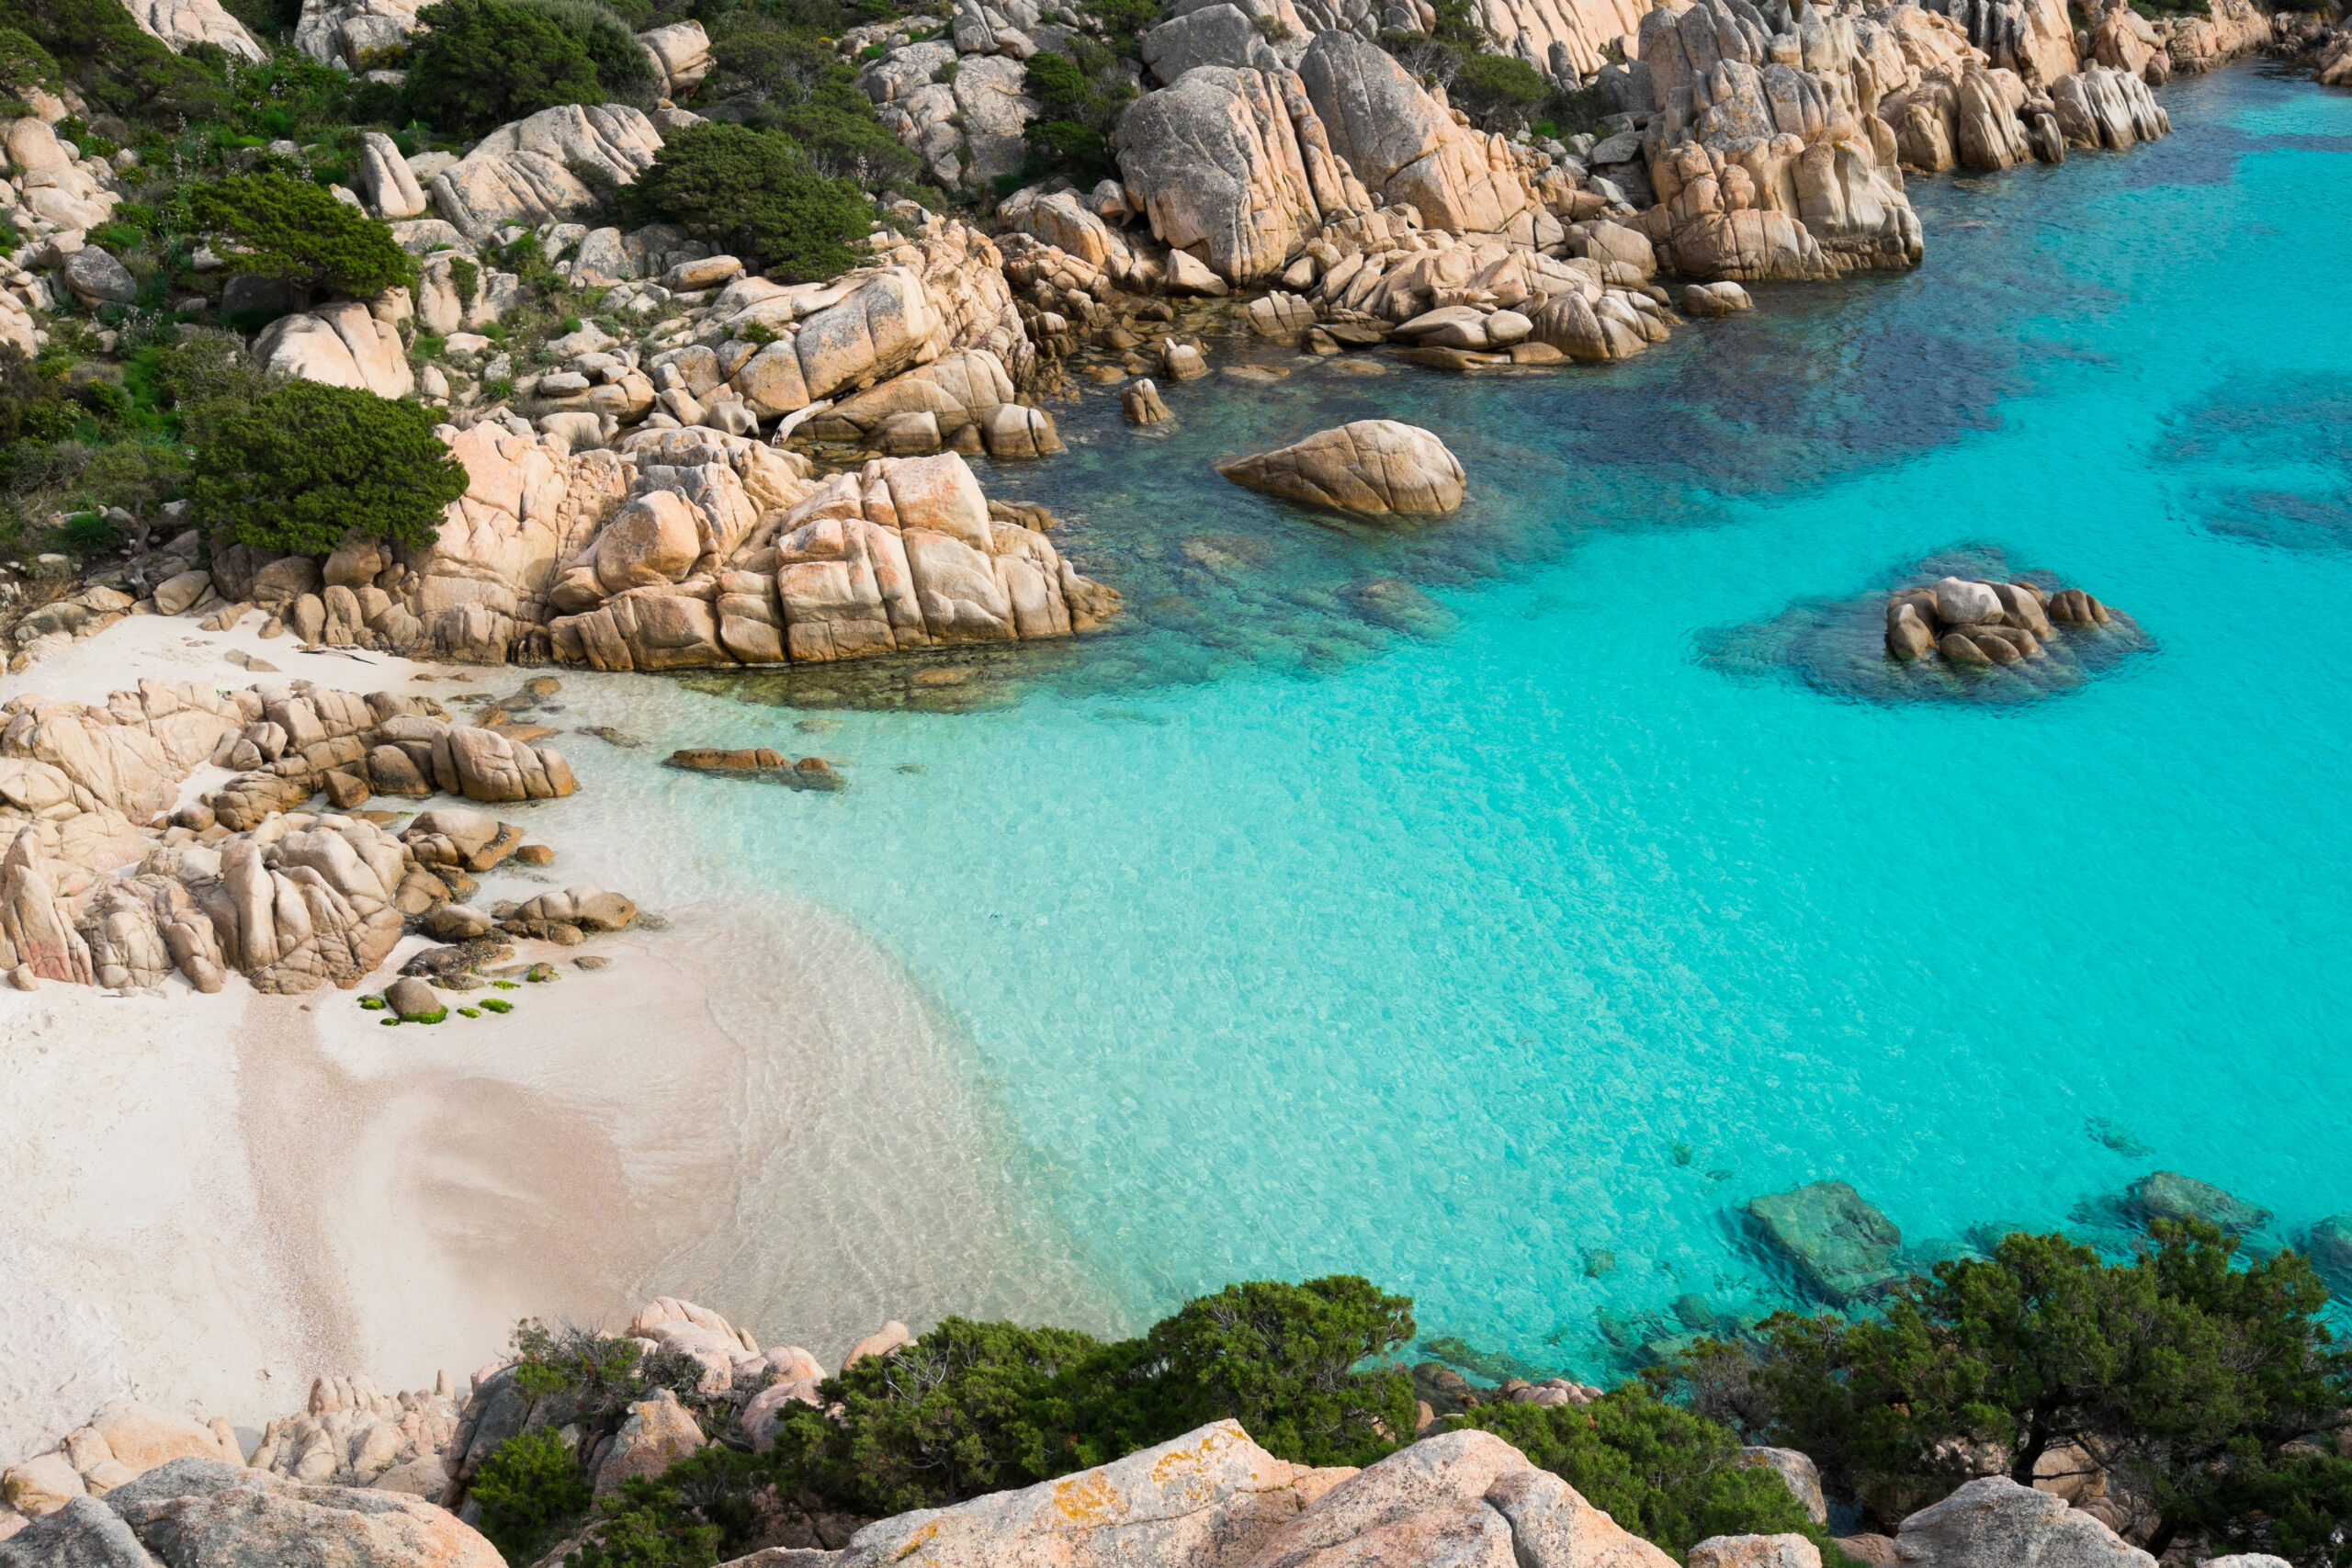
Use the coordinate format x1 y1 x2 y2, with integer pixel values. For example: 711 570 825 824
547 62 2352 1376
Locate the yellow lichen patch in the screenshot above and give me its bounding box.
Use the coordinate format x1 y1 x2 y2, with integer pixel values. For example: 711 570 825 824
1052 1469 1125 1528
882 1518 941 1562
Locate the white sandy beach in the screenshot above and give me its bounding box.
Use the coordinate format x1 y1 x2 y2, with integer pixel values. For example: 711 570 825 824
0 616 1112 1463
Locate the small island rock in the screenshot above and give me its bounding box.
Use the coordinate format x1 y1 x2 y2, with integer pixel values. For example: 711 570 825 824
1216 420 1466 518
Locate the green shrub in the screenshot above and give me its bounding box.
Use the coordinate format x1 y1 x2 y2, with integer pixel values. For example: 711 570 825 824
58 512 119 553
569 1445 769 1568
1139 1277 1417 1467
0 346 77 446
189 174 416 299
470 1428 593 1562
186 380 468 554
400 0 606 138
1449 51 1547 130
0 27 55 94
774 1276 1416 1518
521 0 657 102
0 0 225 126
1657 1224 2352 1555
617 122 870 283
1453 1387 1842 1561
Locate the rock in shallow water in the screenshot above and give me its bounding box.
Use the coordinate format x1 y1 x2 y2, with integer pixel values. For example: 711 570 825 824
1217 420 1465 517
1745 1180 1904 1305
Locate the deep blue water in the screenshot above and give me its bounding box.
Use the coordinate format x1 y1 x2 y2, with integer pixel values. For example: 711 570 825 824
567 62 2352 1376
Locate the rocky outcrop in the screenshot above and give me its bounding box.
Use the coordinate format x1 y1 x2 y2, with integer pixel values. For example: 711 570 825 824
860 41 1038 188
2047 67 2170 152
6 116 123 234
0 679 583 995
248 1376 460 1493
1217 421 1466 517
552 451 1115 668
639 20 715 96
295 0 432 69
123 0 264 60
2158 0 2271 73
1635 0 1922 279
0 1456 503 1568
1298 31 1534 235
358 131 429 221
254 301 417 400
1691 1536 1820 1568
1471 0 1648 81
1744 1181 1903 1305
430 105 665 243
1114 64 1372 285
1894 1475 2153 1567
1883 573 2135 668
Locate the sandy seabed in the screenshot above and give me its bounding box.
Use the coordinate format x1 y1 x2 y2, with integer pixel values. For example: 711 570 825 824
0 615 1114 1461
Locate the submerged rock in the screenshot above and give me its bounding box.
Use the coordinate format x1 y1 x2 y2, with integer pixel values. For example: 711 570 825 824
1217 421 1465 517
1745 1180 1903 1305
2304 1216 2352 1298
2118 1170 2270 1235
663 748 846 791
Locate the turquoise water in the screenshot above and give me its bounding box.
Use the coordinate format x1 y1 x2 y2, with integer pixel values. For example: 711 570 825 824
564 62 2352 1375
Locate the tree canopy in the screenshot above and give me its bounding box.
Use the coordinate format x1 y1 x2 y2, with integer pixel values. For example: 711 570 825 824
399 0 610 138
188 174 416 299
186 381 467 555
1660 1224 2352 1560
617 121 871 283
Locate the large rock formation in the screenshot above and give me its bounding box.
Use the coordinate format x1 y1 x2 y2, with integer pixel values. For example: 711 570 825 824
1744 1181 1903 1305
6 116 123 234
1894 1476 2154 1567
1883 572 2133 668
1634 0 1923 280
0 679 577 995
430 105 666 243
123 0 265 60
1114 64 1372 285
1297 31 1535 235
1217 421 1466 517
295 0 432 68
1470 0 1648 80
549 451 1116 668
254 301 417 401
0 1456 503 1568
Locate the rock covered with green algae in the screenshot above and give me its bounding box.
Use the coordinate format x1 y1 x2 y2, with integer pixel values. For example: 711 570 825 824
1744 1180 1904 1306
2119 1170 2271 1235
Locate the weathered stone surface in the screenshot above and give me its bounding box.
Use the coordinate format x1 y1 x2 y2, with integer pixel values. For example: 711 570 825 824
63 250 140 308
833 1421 1351 1568
1690 1534 1820 1568
0 1495 152 1567
1115 64 1370 284
431 105 665 243
1218 421 1465 517
358 130 428 220
1298 31 1532 234
125 0 264 58
100 1457 503 1568
1746 1181 1902 1304
639 19 714 96
2120 1170 2269 1235
1248 1430 1673 1568
254 302 416 400
593 1390 705 1497
1894 1475 2153 1567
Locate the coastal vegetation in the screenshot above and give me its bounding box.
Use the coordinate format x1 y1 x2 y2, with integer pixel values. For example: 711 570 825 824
440 1226 2352 1565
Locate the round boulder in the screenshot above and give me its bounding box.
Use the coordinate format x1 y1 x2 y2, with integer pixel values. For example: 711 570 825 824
384 976 447 1021
1216 420 1466 517
1933 576 2002 626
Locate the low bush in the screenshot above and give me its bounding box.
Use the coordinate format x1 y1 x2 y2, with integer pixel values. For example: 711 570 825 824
0 0 225 126
617 122 870 283
1453 1386 1847 1561
185 380 468 554
400 0 607 138
1449 51 1548 130
469 1428 592 1562
187 174 416 299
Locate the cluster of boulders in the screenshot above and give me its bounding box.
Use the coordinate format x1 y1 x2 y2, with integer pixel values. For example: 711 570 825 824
2273 9 2352 87
60 418 1117 675
0 673 628 995
1883 573 2128 668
